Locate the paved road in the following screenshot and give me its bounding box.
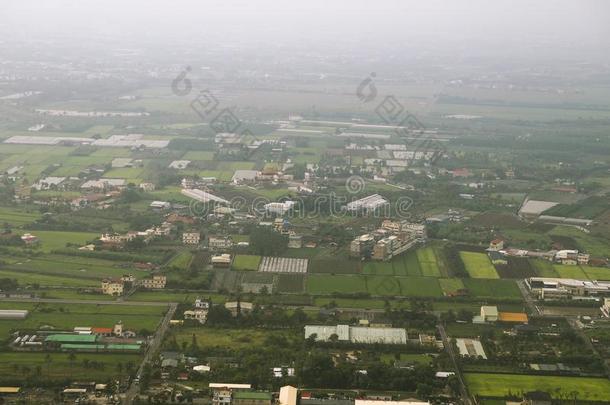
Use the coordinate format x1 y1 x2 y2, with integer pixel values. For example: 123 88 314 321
123 302 177 405
0 297 170 306
437 324 472 405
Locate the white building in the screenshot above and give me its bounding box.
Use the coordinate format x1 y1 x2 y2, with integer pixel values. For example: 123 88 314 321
265 201 296 215
346 194 389 213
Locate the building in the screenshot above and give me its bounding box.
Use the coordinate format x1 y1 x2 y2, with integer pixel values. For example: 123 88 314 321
473 306 498 323
101 279 124 296
455 338 487 359
212 254 232 268
20 233 39 246
139 182 156 192
0 310 29 319
346 194 389 213
182 232 201 245
527 277 610 299
210 383 252 405
265 201 295 215
139 275 167 289
150 201 171 210
225 302 254 317
488 238 504 251
184 309 208 324
209 236 234 250
304 325 407 345
279 386 298 405
350 234 375 258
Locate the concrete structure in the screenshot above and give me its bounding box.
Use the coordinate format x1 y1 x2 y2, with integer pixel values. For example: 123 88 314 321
518 200 558 219
350 234 375 258
527 277 610 299
150 201 171 210
264 201 295 215
304 325 407 344
209 236 233 250
212 254 232 268
288 234 302 249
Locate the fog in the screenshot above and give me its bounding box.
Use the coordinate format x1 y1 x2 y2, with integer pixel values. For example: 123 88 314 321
2 0 610 62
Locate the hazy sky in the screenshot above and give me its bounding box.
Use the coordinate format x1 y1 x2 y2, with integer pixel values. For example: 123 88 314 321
2 0 610 59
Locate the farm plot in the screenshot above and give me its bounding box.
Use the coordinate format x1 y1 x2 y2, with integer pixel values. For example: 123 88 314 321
309 257 360 274
306 274 367 295
20 230 99 252
276 274 305 293
416 247 442 277
232 254 262 271
554 264 588 280
460 252 499 279
495 257 536 279
463 279 521 299
439 278 466 296
363 261 395 276
530 259 559 278
465 373 610 401
241 272 275 293
583 266 610 281
397 277 443 297
259 257 308 273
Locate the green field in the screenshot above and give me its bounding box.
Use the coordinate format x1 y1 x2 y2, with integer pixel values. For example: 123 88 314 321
0 352 141 383
20 230 99 252
276 274 304 293
306 274 368 295
439 278 466 296
583 266 610 281
460 252 500 279
465 373 610 401
463 279 521 299
167 251 193 270
531 259 559 278
232 254 262 271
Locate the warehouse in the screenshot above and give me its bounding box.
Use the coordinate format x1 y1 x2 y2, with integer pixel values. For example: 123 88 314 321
304 325 407 344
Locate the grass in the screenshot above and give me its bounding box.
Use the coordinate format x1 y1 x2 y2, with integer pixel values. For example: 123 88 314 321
276 274 304 293
554 264 588 280
463 279 522 299
363 261 395 276
20 230 99 252
531 259 559 278
232 254 262 271
171 327 299 351
460 252 500 279
167 251 193 270
397 277 443 297
583 266 610 281
465 373 610 401
0 269 97 287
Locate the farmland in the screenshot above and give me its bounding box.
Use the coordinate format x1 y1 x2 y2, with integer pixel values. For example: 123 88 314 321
232 254 262 271
460 252 500 279
465 373 610 401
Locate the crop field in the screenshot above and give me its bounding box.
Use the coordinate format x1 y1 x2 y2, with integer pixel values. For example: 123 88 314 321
530 259 559 278
363 261 395 276
465 373 610 401
276 274 305 293
3 254 149 281
582 266 610 281
306 274 368 295
0 206 40 226
167 250 193 270
460 252 500 279
170 327 300 351
232 254 262 271
0 302 166 343
397 277 443 297
0 352 141 384
416 247 442 277
0 269 97 287
309 257 360 274
462 279 521 299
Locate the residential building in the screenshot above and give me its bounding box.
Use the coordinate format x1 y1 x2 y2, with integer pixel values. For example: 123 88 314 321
488 238 505 251
183 232 201 245
150 201 171 210
288 234 302 249
350 234 375 258
20 233 39 246
279 386 298 405
225 301 254 317
346 194 389 213
184 309 208 324
139 275 167 289
139 182 156 192
101 279 124 296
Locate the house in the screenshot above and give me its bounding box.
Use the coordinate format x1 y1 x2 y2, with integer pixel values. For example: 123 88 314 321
184 309 208 324
195 298 211 309
210 383 252 405
101 279 124 296
182 232 201 245
20 233 39 246
288 234 302 249
279 386 298 405
139 275 167 289
488 238 504 251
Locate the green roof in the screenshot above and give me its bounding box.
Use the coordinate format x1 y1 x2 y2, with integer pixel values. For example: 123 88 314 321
46 334 98 343
61 344 106 350
233 391 272 400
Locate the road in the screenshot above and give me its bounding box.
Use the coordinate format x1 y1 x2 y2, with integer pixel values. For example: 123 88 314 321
123 302 177 405
437 324 472 405
517 279 541 316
